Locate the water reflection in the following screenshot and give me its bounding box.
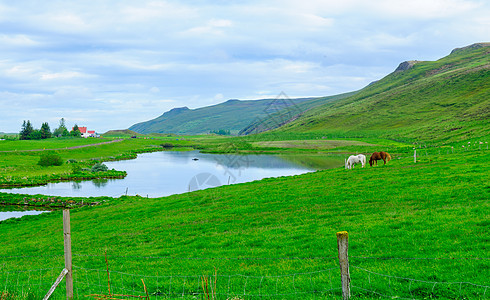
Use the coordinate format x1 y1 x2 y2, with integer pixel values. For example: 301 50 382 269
72 181 82 190
0 206 49 221
0 151 343 198
93 179 109 188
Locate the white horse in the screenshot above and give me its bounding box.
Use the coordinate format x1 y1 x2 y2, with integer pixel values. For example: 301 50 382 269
345 154 366 169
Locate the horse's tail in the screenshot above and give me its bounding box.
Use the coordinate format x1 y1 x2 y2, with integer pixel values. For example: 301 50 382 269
386 153 392 162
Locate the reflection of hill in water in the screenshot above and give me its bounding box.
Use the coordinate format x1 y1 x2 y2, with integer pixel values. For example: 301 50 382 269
162 151 342 170
279 154 344 170
0 205 49 212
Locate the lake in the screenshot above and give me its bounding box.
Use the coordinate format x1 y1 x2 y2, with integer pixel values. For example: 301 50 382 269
0 151 342 199
0 206 49 221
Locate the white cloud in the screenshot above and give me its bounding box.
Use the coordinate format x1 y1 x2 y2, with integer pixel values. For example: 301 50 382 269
184 18 233 36
41 71 91 81
0 34 38 47
0 0 489 133
149 87 160 93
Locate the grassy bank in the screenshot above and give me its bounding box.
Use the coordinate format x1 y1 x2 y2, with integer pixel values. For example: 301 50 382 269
0 147 488 299
0 137 196 188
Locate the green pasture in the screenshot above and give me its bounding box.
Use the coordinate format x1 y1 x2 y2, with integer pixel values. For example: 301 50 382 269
0 137 197 183
0 145 488 299
0 137 108 152
251 139 377 150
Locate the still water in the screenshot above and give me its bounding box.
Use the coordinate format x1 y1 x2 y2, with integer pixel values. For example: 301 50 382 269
0 151 337 199
0 207 49 221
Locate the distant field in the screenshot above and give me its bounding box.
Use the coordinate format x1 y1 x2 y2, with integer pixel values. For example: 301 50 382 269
0 137 111 151
0 137 195 185
252 139 377 150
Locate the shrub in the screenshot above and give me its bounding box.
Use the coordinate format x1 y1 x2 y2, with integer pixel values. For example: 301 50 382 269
71 164 82 174
38 152 63 167
66 159 77 164
91 162 108 172
161 143 175 149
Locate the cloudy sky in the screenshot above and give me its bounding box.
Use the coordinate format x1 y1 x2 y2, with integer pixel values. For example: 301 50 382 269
0 0 489 133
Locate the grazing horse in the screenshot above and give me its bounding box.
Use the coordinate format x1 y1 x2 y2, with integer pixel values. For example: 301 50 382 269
369 151 392 166
345 154 366 169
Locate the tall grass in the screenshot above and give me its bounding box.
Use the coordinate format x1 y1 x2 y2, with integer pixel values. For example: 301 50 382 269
0 147 488 299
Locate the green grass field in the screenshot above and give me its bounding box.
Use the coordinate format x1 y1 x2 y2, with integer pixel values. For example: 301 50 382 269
0 137 198 187
1 43 489 299
0 139 488 299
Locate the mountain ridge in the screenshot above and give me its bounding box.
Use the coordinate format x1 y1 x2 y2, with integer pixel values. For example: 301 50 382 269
128 95 343 135
128 42 489 143
277 42 490 143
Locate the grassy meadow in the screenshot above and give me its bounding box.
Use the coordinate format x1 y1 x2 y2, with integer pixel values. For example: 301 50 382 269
0 135 488 299
0 136 197 187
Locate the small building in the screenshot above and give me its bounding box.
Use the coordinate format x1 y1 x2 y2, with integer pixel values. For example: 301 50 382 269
75 126 97 138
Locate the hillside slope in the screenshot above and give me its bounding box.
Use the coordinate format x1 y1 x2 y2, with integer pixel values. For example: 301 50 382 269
129 94 353 135
280 43 490 144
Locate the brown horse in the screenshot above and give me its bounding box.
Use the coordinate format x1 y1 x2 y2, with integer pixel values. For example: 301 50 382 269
369 151 392 166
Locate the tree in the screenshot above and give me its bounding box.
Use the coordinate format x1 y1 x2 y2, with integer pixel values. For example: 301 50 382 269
40 122 52 139
53 118 69 137
28 129 42 140
19 120 34 140
19 120 27 140
70 124 81 137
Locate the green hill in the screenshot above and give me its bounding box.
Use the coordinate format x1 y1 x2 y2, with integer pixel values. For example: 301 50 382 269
239 92 356 135
102 129 140 137
279 43 490 144
128 94 353 135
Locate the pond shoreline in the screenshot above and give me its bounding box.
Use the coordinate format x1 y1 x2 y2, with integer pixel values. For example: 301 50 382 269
0 151 327 199
0 173 126 189
0 192 114 209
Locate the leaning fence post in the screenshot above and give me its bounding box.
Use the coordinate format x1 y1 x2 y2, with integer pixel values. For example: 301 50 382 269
337 231 350 300
63 209 74 299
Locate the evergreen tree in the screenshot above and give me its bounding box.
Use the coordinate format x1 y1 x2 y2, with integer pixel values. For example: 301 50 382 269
19 120 27 140
28 129 42 140
40 122 52 139
19 120 34 140
70 124 81 137
53 118 69 137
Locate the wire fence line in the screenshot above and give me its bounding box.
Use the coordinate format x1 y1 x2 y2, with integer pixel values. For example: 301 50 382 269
1 257 488 299
2 253 490 260
351 266 490 300
72 254 339 261
73 265 341 299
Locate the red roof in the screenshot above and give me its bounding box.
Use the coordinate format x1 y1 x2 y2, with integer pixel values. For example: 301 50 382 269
88 130 95 134
78 127 87 133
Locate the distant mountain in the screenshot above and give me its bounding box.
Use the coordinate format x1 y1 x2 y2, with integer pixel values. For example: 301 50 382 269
239 92 356 135
128 95 353 135
278 43 490 143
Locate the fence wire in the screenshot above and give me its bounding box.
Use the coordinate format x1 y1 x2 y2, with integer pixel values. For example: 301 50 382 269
72 266 340 299
351 266 490 300
1 261 488 299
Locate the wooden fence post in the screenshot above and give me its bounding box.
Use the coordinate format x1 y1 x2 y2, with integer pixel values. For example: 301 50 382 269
63 209 74 299
414 150 417 163
337 231 350 300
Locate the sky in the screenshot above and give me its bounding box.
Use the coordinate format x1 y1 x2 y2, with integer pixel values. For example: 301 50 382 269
0 0 489 133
